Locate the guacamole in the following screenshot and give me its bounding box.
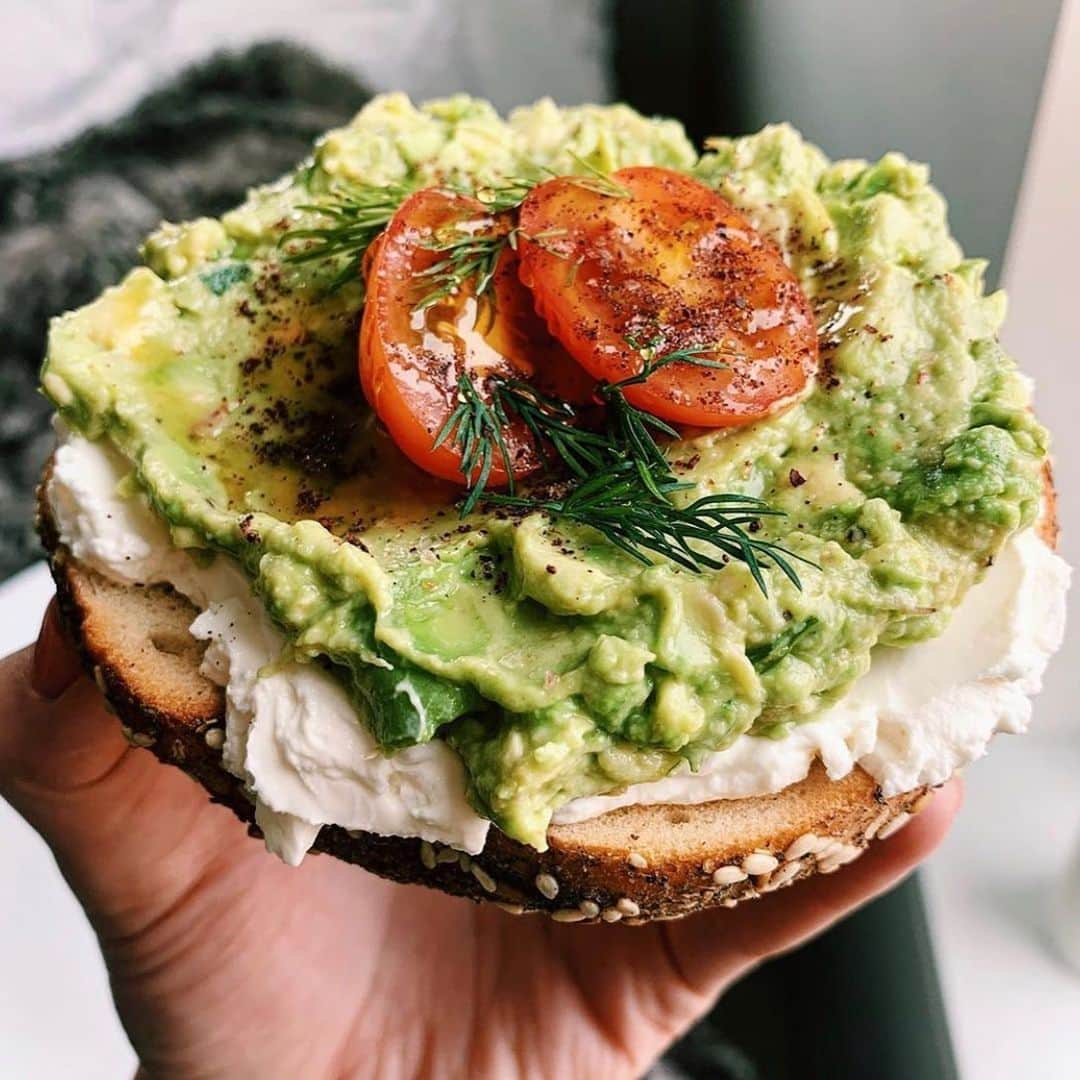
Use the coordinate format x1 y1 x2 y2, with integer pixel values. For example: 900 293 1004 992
41 94 1046 848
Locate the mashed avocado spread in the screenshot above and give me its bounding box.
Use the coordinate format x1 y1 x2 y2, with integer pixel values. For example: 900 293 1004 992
41 94 1047 848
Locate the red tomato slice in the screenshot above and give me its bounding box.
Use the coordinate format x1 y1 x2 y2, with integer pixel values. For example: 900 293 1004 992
360 188 594 487
517 166 819 427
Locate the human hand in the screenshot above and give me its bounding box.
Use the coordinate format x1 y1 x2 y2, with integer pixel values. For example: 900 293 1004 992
0 600 960 1079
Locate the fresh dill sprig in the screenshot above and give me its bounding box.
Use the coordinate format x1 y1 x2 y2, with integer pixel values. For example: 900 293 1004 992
562 153 634 199
600 336 728 498
281 181 414 288
620 334 730 384
413 223 569 312
494 379 609 478
414 224 509 312
443 335 808 592
432 373 516 515
485 459 807 590
414 159 628 306
281 159 628 296
469 155 631 213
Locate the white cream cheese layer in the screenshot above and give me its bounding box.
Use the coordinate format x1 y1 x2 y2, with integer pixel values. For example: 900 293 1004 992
49 429 490 862
49 431 1071 859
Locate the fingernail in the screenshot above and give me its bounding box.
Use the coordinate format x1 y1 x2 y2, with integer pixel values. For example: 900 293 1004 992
31 600 82 700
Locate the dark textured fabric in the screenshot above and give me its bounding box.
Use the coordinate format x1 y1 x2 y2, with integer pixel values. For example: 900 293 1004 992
0 42 370 580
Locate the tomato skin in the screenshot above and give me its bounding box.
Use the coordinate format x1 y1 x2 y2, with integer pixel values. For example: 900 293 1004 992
360 189 592 486
517 166 819 427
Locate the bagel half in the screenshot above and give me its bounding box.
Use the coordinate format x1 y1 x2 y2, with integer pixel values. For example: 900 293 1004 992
36 462 1058 923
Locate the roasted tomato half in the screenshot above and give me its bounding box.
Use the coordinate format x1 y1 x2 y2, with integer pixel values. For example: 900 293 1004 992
360 188 594 486
517 166 819 427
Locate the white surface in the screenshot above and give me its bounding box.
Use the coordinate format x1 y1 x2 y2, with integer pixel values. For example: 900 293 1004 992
921 1 1080 1078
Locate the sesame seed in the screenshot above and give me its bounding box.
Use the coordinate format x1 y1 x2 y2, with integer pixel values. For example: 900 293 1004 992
616 897 640 917
203 727 225 750
129 731 156 749
628 852 648 870
831 843 863 866
600 907 623 923
863 808 893 840
814 839 843 863
721 898 739 909
712 865 748 886
760 861 802 892
910 790 935 815
92 665 107 694
578 900 600 918
551 909 587 923
419 841 436 870
876 812 912 840
784 833 826 862
702 859 717 875
471 863 497 893
436 847 459 864
535 873 560 900
495 901 525 915
457 852 472 872
742 851 779 876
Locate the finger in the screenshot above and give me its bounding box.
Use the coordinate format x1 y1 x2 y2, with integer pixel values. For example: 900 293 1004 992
31 599 82 700
1 614 128 800
0 617 243 939
663 780 962 997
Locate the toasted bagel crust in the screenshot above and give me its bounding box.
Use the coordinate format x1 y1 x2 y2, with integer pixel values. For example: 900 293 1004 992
36 461 1057 922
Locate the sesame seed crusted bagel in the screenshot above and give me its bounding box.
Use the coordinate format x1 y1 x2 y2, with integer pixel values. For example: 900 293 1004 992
35 464 1058 924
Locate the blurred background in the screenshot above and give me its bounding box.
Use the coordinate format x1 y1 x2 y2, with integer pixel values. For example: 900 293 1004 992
2 2 1077 1077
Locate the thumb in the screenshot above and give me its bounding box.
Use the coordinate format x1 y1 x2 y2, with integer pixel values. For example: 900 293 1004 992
0 599 127 809
0 599 240 938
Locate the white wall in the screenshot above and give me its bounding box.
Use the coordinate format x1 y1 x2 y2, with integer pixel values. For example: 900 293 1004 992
741 0 1062 282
